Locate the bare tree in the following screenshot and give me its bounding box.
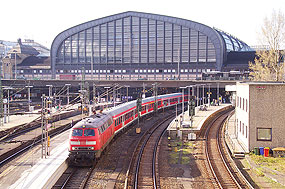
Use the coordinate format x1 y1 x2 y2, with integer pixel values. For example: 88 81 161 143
249 10 285 81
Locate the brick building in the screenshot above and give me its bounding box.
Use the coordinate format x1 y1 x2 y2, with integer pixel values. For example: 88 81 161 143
235 82 285 152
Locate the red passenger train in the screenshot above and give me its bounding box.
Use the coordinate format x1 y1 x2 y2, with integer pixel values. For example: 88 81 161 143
68 92 183 165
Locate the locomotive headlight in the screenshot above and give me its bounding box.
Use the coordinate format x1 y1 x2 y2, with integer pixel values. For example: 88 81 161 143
70 141 80 145
86 141 96 145
72 147 76 150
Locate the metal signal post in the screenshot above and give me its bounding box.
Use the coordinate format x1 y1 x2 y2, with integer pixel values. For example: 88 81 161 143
41 94 51 158
188 97 196 127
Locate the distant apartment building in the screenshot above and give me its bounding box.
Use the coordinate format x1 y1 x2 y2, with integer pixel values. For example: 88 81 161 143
235 82 285 152
1 39 50 79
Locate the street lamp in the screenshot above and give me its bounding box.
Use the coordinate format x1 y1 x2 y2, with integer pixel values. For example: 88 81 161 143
124 85 130 102
104 86 111 104
207 84 211 106
113 85 116 107
152 83 158 115
180 86 187 123
191 85 195 97
217 82 220 105
46 85 53 97
187 85 191 102
3 87 12 122
25 86 33 112
13 50 17 79
201 84 206 105
65 84 71 105
196 84 200 106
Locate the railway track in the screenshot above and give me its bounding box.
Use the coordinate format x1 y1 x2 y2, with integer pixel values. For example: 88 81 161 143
205 110 253 189
126 113 175 188
52 166 94 189
51 108 180 189
0 110 82 167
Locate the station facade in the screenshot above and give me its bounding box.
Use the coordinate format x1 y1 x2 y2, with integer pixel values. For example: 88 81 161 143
51 11 254 80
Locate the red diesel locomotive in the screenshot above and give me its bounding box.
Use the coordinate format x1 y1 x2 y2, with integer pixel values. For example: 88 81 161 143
68 92 183 165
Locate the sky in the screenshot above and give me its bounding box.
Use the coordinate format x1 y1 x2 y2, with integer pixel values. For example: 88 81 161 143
1 0 284 48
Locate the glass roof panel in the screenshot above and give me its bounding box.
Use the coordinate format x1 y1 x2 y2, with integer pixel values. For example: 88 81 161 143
215 29 253 52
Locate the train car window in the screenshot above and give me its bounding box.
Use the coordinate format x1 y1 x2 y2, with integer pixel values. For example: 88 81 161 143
108 119 112 126
72 129 83 136
164 100 168 105
84 129 95 136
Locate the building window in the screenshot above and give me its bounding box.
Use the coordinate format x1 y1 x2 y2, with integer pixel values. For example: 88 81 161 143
237 96 239 107
246 126 248 138
246 99 248 112
257 128 272 141
242 123 244 135
240 121 241 132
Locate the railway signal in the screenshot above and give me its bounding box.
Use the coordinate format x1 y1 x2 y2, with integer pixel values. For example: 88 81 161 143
137 97 142 112
189 98 195 117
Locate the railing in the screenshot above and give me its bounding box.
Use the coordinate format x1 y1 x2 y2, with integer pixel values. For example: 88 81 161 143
10 74 250 81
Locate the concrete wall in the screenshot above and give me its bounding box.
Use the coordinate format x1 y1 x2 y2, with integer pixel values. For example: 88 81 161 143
249 84 285 150
236 83 249 150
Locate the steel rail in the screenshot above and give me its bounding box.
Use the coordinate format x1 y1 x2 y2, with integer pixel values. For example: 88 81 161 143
131 111 178 189
204 114 224 189
59 168 76 189
134 117 172 189
205 110 242 189
152 123 168 189
0 122 73 167
221 112 254 189
216 116 241 189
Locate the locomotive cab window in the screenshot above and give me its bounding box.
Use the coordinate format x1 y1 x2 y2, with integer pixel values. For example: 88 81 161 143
84 129 95 136
72 129 83 136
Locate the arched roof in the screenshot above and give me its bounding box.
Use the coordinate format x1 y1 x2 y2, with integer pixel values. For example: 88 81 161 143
215 29 253 52
51 11 225 76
